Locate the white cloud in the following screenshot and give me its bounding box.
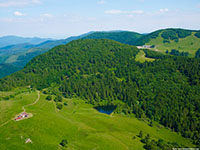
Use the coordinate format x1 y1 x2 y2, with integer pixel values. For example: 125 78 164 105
41 13 53 18
14 11 26 16
105 9 123 14
160 8 169 13
0 0 41 7
131 10 144 14
105 10 144 15
97 0 106 5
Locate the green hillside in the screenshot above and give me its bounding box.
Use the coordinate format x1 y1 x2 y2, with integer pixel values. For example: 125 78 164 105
0 64 21 79
0 88 195 150
0 31 142 78
82 31 143 45
136 29 200 57
0 39 199 147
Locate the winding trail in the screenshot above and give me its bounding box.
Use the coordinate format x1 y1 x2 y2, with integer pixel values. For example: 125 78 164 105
22 90 40 112
0 91 40 128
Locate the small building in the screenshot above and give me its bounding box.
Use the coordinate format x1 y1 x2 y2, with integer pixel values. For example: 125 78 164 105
137 45 151 49
15 112 29 121
143 45 151 48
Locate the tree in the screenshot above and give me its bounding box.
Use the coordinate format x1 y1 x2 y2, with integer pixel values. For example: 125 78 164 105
60 139 68 147
57 103 63 110
138 130 143 138
57 96 62 102
43 90 48 94
46 95 52 101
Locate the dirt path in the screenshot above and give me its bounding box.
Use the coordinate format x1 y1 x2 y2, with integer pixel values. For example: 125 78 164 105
0 91 40 128
22 90 40 112
0 120 12 128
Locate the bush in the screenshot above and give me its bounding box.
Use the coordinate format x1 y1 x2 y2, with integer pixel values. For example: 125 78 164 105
46 95 52 101
57 96 62 102
43 90 48 94
138 130 143 138
60 139 68 147
54 96 62 102
57 103 63 110
64 102 68 106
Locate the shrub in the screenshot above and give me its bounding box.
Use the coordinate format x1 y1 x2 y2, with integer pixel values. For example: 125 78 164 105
64 102 68 106
46 95 52 101
138 130 143 138
57 103 63 110
54 96 62 102
43 90 48 94
60 139 68 147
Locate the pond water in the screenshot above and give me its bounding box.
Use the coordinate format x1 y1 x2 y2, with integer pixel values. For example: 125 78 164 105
94 105 116 115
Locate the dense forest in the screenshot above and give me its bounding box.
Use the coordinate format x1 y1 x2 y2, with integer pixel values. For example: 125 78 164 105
0 64 21 78
0 39 199 146
82 31 143 45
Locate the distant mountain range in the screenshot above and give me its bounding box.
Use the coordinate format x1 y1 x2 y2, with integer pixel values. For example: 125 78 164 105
0 28 200 79
0 36 54 48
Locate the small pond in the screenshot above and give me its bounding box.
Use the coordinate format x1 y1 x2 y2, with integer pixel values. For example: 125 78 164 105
94 105 116 115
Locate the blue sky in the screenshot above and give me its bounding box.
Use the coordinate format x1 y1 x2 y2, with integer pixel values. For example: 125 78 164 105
0 0 200 38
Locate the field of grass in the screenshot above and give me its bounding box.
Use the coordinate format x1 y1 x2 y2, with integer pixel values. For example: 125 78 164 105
145 32 200 57
0 89 195 150
135 50 155 63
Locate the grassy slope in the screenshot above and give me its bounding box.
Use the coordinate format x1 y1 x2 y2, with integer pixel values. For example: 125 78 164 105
0 89 195 150
135 50 155 63
145 32 200 57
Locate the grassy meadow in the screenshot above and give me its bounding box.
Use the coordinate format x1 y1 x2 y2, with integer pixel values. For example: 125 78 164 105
0 89 195 150
145 32 200 57
135 50 155 63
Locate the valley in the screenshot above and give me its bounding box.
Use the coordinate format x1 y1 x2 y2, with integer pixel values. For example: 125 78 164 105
0 88 195 150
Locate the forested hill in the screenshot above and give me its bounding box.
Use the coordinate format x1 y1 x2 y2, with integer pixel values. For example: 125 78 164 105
0 39 139 90
0 39 200 146
135 28 200 56
82 31 143 45
0 31 142 78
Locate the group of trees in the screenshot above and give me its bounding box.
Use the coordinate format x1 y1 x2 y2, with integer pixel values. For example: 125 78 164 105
45 93 64 110
166 49 189 56
136 131 181 150
0 39 199 145
161 29 192 41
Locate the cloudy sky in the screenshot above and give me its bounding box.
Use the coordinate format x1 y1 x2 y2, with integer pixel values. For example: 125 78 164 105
0 0 199 38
